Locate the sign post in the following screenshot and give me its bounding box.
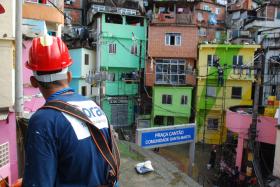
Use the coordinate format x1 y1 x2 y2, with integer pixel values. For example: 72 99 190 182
136 123 196 175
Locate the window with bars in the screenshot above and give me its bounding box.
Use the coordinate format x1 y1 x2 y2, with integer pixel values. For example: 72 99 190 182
165 33 181 46
155 59 186 85
162 94 172 104
0 142 9 168
207 55 219 66
207 118 219 130
109 43 116 54
181 95 188 105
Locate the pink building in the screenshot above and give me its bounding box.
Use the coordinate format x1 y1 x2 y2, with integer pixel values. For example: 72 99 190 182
23 40 45 118
226 106 277 172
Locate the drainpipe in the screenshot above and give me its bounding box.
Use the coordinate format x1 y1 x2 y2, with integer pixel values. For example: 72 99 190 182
96 17 101 105
15 0 23 117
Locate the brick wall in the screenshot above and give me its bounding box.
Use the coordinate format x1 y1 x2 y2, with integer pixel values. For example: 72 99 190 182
64 0 82 9
148 25 198 58
266 5 276 20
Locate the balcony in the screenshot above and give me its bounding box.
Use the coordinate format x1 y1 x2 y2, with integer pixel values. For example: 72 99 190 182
23 0 64 24
152 13 194 25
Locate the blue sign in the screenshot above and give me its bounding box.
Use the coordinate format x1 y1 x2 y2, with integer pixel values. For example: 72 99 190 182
137 124 196 149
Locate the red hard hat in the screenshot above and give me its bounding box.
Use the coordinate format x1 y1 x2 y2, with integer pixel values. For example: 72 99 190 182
26 35 72 71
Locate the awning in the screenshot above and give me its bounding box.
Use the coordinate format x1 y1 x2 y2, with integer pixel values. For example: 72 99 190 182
0 3 5 14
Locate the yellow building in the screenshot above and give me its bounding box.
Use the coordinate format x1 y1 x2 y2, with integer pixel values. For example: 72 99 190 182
196 44 260 144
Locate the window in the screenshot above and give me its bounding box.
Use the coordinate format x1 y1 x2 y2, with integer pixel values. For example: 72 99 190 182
131 44 137 55
126 16 144 26
232 87 242 99
154 116 164 126
165 33 181 46
81 86 87 96
215 8 221 15
206 86 216 97
84 54 89 65
215 31 221 41
207 118 219 130
167 116 174 125
198 28 207 36
105 14 123 24
276 8 280 19
207 55 219 66
203 5 211 12
155 59 186 85
233 55 243 66
181 95 188 105
162 94 172 104
109 43 116 54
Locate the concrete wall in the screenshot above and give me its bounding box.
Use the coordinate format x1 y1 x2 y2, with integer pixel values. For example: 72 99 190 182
0 40 14 108
0 113 18 185
23 1 64 24
0 0 15 39
152 86 193 118
100 14 147 69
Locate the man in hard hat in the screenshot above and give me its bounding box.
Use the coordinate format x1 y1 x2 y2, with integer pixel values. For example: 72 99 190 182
22 35 119 187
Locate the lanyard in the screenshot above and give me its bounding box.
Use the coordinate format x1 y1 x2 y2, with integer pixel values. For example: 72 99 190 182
46 87 75 102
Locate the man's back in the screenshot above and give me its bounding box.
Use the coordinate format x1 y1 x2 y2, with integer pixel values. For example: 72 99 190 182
23 93 110 187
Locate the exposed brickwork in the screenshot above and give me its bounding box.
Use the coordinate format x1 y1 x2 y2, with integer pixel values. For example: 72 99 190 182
148 25 198 58
266 6 276 20
65 8 83 25
64 0 82 9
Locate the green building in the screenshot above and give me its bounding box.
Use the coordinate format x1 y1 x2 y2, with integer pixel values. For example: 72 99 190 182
152 86 193 126
93 12 147 127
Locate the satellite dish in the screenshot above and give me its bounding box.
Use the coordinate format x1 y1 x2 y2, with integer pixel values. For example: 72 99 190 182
0 4 5 14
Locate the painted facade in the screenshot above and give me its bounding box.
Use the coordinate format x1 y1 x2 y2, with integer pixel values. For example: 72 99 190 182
152 86 193 126
226 106 277 175
147 0 198 127
95 12 147 127
69 48 96 98
0 0 18 185
196 44 259 144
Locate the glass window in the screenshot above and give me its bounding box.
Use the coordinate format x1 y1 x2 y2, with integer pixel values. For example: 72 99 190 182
167 116 174 125
155 59 186 85
232 87 242 99
165 33 181 46
162 94 172 104
206 86 216 97
181 95 188 105
207 55 219 66
233 55 243 66
109 43 116 54
276 8 280 19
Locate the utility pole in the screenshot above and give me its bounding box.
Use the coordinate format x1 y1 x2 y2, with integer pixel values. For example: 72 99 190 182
249 50 264 187
15 0 23 117
96 17 101 105
138 39 142 119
